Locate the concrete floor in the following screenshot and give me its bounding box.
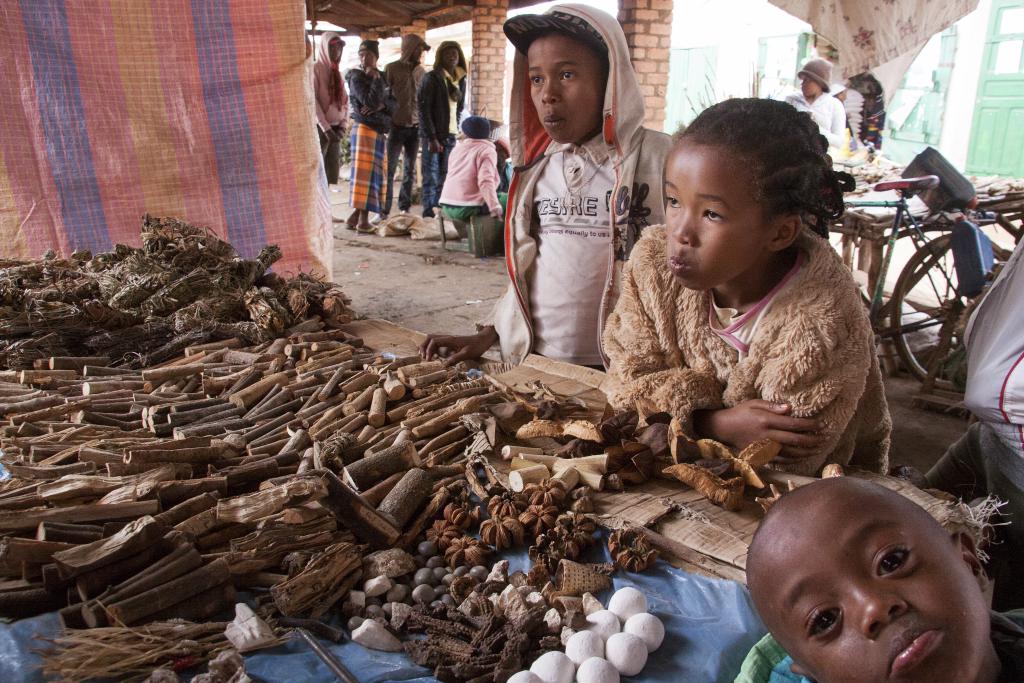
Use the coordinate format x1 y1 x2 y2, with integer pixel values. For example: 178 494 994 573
329 187 968 473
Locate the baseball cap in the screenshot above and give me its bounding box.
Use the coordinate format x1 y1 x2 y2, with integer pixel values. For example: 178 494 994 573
503 9 608 56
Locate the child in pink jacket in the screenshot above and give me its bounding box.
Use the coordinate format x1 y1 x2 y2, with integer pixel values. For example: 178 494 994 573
439 116 503 221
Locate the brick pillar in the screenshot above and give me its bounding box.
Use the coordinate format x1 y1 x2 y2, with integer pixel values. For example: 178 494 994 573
470 0 509 125
618 0 673 132
401 19 428 40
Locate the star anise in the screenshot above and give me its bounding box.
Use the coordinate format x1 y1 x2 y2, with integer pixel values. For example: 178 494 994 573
556 512 597 545
443 501 480 531
518 504 560 538
487 491 524 519
520 480 568 508
444 536 492 568
607 528 659 572
426 519 463 551
529 527 585 574
479 516 526 551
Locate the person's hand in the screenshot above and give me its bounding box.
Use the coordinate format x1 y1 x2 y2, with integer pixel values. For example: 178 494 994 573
360 106 374 116
693 400 827 462
429 139 443 154
419 327 498 366
489 205 503 219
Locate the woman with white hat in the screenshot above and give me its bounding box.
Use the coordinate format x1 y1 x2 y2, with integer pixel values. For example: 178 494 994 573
785 58 847 148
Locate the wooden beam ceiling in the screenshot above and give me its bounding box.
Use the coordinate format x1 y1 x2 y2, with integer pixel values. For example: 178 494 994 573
307 0 477 34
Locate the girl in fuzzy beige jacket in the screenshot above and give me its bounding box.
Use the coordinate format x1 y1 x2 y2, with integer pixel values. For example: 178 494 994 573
603 98 891 476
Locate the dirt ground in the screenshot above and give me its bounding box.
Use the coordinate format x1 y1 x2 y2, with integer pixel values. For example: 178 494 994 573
328 188 967 474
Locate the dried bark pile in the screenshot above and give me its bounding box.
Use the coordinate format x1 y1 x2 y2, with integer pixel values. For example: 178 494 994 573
0 311 504 636
0 215 352 371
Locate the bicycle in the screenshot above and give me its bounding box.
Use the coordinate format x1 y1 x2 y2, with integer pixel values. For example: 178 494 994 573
844 175 1007 392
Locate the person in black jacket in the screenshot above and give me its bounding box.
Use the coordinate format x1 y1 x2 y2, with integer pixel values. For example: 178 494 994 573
345 40 397 232
416 40 467 218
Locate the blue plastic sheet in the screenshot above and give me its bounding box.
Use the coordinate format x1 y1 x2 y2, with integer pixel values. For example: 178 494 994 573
0 539 766 683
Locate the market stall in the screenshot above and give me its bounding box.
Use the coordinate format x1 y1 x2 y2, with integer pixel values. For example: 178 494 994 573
0 234 983 681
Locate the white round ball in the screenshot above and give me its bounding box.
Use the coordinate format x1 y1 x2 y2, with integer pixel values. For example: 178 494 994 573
575 657 620 683
624 612 665 652
584 610 621 643
605 632 648 677
530 650 575 683
565 630 604 666
507 671 543 683
607 587 647 622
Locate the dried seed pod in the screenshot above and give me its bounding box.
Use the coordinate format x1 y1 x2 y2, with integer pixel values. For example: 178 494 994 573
527 562 552 588
557 512 597 544
443 501 480 531
608 528 659 573
479 515 526 551
448 574 479 604
571 494 594 513
530 527 586 573
443 536 492 568
738 438 781 467
554 439 601 459
662 463 745 511
518 504 560 538
521 480 568 508
487 491 524 519
426 519 463 551
821 463 845 478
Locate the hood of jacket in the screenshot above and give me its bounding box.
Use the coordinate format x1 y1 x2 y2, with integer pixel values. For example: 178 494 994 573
432 40 468 78
400 33 429 63
507 3 647 168
316 31 343 67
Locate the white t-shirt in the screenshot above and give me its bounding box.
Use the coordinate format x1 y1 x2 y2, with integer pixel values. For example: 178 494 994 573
709 251 805 361
785 92 847 148
527 138 614 365
964 237 1024 453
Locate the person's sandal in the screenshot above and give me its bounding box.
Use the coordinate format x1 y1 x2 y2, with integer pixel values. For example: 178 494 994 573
345 210 360 231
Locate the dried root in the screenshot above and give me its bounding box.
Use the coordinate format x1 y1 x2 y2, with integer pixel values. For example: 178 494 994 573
662 463 745 511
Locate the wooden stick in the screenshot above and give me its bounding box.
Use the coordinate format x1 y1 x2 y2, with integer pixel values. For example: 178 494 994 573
367 388 387 427
360 471 404 507
342 441 420 491
382 372 406 401
105 557 231 625
508 464 549 492
376 468 432 529
319 470 400 548
0 501 160 532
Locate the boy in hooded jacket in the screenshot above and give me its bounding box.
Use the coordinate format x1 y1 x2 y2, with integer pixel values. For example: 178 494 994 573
417 41 468 219
421 4 672 367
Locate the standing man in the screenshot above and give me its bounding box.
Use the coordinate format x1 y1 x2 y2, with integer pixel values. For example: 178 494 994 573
313 32 348 187
417 41 467 218
383 34 430 218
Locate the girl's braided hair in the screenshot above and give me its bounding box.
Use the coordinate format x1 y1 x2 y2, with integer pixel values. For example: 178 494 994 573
676 98 855 238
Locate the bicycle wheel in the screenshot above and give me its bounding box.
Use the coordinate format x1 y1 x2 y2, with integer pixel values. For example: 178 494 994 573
886 234 968 390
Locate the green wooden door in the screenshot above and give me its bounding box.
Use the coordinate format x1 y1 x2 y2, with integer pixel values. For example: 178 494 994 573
966 0 1024 176
664 46 718 134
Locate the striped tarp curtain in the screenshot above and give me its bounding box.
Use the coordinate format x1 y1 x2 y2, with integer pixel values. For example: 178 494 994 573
0 0 332 277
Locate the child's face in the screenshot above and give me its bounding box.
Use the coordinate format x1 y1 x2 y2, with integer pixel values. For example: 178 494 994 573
662 141 799 307
526 34 605 145
748 482 996 683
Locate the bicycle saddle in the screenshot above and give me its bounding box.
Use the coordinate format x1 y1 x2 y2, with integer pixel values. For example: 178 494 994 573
873 175 940 195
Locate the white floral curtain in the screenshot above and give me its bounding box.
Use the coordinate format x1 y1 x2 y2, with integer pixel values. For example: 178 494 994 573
770 0 980 76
